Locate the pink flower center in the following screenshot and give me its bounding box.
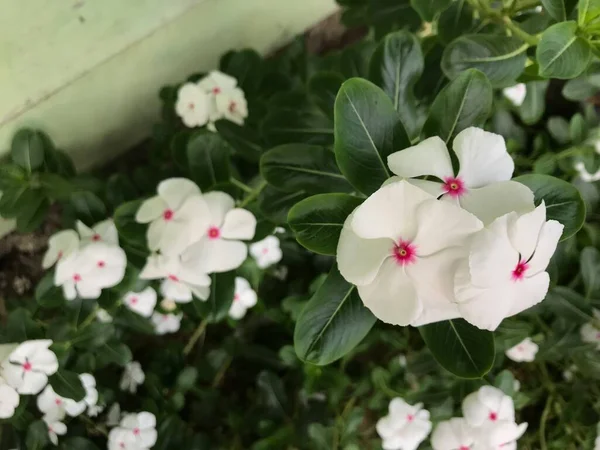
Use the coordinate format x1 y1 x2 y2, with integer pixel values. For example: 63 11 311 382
208 226 221 239
73 273 82 282
234 293 240 302
512 260 528 281
261 247 269 255
55 399 62 405
489 412 498 421
459 447 470 450
57 251 63 259
92 234 101 241
48 426 54 432
23 361 32 371
406 414 414 422
130 297 138 305
133 427 140 436
442 176 467 198
229 101 237 113
97 260 105 268
517 345 524 351
168 274 179 282
212 87 221 94
188 102 195 110
120 443 125 449
163 209 174 221
392 240 417 266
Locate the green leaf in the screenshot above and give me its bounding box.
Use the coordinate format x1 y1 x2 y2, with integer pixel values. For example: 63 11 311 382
369 31 424 140
514 174 586 240
214 120 263 162
263 107 334 147
11 129 45 172
70 191 107 226
220 49 263 95
5 308 43 341
106 174 138 209
410 0 451 21
578 0 600 25
570 112 587 143
261 144 352 194
258 185 308 224
44 148 76 177
437 0 475 43
334 78 410 195
176 367 198 392
562 76 598 100
519 81 549 125
546 116 571 144
419 319 495 379
308 72 345 120
544 286 593 323
288 194 362 255
26 420 50 450
542 0 577 21
35 272 65 308
422 69 492 143
442 35 527 88
187 132 231 190
581 247 600 298
15 190 49 233
256 371 288 417
49 369 86 402
72 322 115 349
59 437 101 450
294 264 377 365
114 200 147 253
39 173 77 201
536 21 591 79
193 271 235 323
494 370 517 396
96 342 132 367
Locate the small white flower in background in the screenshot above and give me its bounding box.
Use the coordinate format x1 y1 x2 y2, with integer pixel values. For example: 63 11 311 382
37 374 97 419
175 82 210 128
337 180 482 327
109 412 157 450
431 417 477 450
120 361 145 394
478 421 528 450
580 309 600 349
123 287 157 318
274 226 286 234
96 308 113 323
76 219 119 246
503 83 527 107
215 87 248 125
387 127 534 225
42 230 79 269
228 277 258 320
152 312 182 335
454 203 563 331
250 235 283 269
398 354 407 368
88 403 104 417
198 70 237 95
135 178 211 256
140 253 210 303
43 415 67 446
376 398 431 450
0 378 19 419
106 403 122 427
77 373 99 416
462 386 514 428
184 191 257 273
563 364 577 381
513 379 521 392
573 161 600 182
1 340 58 395
505 337 539 362
160 298 178 312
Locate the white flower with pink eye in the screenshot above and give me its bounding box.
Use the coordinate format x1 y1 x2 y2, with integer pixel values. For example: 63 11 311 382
135 178 211 256
0 378 19 419
151 312 182 335
198 70 238 96
431 417 477 450
477 421 528 450
184 191 257 273
503 83 527 107
387 127 534 225
42 230 79 269
216 87 248 125
1 340 58 395
54 242 127 300
376 398 432 450
462 386 515 428
250 236 283 269
337 180 482 327
109 412 157 450
43 415 67 446
453 203 563 331
229 277 258 320
120 361 145 394
37 385 69 419
77 219 119 246
505 337 539 362
580 309 600 349
37 373 97 419
175 83 210 128
140 253 211 303
123 287 157 318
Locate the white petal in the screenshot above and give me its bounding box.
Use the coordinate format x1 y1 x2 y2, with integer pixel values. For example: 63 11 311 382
220 208 257 240
507 271 550 317
189 285 210 301
505 337 539 362
478 386 515 422
157 178 201 211
235 276 251 293
431 418 476 450
135 196 167 223
124 287 157 318
76 282 102 299
186 238 247 273
0 384 19 419
503 83 527 106
94 219 119 246
139 254 168 280
228 301 248 320
462 391 490 427
42 230 79 269
507 202 546 260
203 191 235 227
137 411 156 429
409 178 445 197
454 127 514 188
527 220 563 275
387 136 453 181
160 279 192 303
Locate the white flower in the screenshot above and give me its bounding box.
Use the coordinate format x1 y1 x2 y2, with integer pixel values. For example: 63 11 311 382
109 412 157 450
337 180 482 327
505 337 539 362
198 70 237 95
88 403 104 417
1 340 58 395
454 203 563 331
37 374 97 419
431 418 477 450
595 435 600 450
184 192 257 273
563 365 577 381
462 386 514 428
513 379 521 392
250 236 283 269
124 287 157 318
387 127 534 224
175 83 210 128
0 379 19 419
476 421 528 450
581 309 600 349
151 312 182 335
135 178 211 256
77 219 119 246
398 354 407 368
376 398 431 450
43 416 67 446
573 161 600 182
120 361 145 394
215 87 248 125
96 308 113 323
54 242 127 300
503 83 527 107
160 298 177 312
77 373 99 415
140 253 210 303
228 277 258 320
42 230 79 269
106 403 122 427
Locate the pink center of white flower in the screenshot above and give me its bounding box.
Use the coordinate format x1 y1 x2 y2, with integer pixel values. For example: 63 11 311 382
234 293 240 302
188 102 195 110
57 251 63 259
92 234 101 241
163 209 174 221
48 426 54 432
406 414 414 422
168 274 179 282
229 101 237 113
208 227 220 239
133 428 140 436
23 361 32 371
97 260 105 268
517 345 524 351
213 87 221 94
120 442 125 449
73 273 82 282
489 412 498 421
261 247 269 255
459 447 470 450
512 260 528 281
55 399 62 405
130 297 138 305
392 240 417 266
442 176 466 198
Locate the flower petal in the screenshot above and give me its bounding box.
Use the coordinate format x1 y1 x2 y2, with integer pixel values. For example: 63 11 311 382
229 301 248 320
135 196 167 223
507 202 546 261
188 238 247 273
203 191 235 227
160 279 192 303
157 178 201 210
507 271 550 317
221 208 256 240
42 230 80 269
526 220 563 275
387 136 453 181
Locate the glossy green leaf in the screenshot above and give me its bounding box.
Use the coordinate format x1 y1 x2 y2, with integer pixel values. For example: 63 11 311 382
547 116 571 144
419 319 495 379
263 107 334 147
15 190 49 233
261 144 352 194
437 0 475 43
187 132 231 190
72 322 115 349
258 185 308 224
70 191 107 226
422 69 492 143
519 81 549 125
410 0 451 21
369 30 424 140
44 148 76 177
26 420 50 450
49 369 86 402
578 0 600 25
11 129 45 172
544 286 593 323
114 200 147 253
334 78 410 195
514 174 585 240
288 194 362 255
294 264 377 365
193 271 235 323
257 371 288 417
542 0 577 21
537 21 591 79
562 76 598 100
96 342 132 367
59 437 101 450
308 72 345 120
215 120 263 162
35 272 64 308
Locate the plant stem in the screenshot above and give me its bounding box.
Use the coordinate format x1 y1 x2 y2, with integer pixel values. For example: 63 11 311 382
540 394 554 450
239 180 267 208
212 355 233 388
78 305 99 330
230 177 253 194
503 16 540 45
468 0 540 45
183 319 209 356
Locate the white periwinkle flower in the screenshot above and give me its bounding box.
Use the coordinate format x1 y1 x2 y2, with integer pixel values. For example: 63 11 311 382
37 374 97 419
198 70 247 127
120 361 145 394
152 312 182 335
376 398 432 450
1 340 58 395
76 219 119 246
109 412 157 450
431 418 477 450
505 337 539 362
250 235 283 269
43 416 67 446
477 421 528 450
337 180 482 327
175 83 210 128
454 203 563 331
503 83 527 107
228 277 258 320
387 127 534 224
215 87 248 125
42 230 79 269
462 386 515 427
0 379 19 419
573 161 600 182
123 287 157 318
580 309 600 349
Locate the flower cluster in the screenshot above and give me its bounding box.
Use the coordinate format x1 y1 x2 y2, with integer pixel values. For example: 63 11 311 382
337 127 563 331
175 70 248 130
376 398 432 450
108 411 157 450
580 309 600 350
